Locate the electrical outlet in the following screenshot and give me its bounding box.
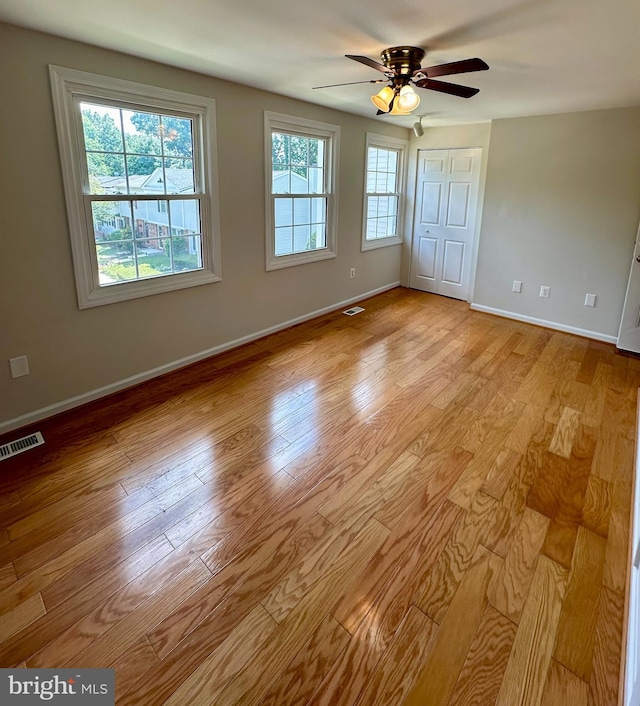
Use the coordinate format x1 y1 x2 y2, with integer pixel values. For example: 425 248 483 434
9 355 29 378
512 280 522 293
349 267 356 279
585 293 597 307
539 285 550 299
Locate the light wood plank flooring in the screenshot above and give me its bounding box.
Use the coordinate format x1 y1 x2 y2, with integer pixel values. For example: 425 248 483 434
0 287 637 705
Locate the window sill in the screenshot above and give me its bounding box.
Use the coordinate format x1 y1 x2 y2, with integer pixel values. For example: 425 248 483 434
78 268 221 309
361 236 403 252
266 248 337 271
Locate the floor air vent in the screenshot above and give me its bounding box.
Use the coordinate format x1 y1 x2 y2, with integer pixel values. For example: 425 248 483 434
343 306 365 316
0 431 44 461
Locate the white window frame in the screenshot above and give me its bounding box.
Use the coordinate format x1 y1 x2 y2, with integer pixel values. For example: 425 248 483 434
264 111 339 271
49 65 222 309
362 133 408 251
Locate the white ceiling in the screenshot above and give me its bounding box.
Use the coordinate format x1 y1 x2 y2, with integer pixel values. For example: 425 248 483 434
1 0 640 127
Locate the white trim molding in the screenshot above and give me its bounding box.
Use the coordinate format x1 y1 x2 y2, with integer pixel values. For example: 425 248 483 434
264 111 340 271
470 303 617 343
361 132 408 251
49 65 222 308
1 282 400 436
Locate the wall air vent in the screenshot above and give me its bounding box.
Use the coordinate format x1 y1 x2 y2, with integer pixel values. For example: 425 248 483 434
0 431 44 461
343 306 365 316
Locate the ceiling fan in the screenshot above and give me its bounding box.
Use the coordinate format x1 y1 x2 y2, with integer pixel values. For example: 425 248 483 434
313 46 489 115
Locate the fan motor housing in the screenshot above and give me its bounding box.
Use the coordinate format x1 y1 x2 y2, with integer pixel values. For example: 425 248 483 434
381 46 426 75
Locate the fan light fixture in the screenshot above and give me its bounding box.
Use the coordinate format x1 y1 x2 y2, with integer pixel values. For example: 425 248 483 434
371 85 418 115
397 85 420 112
315 47 488 116
388 102 411 116
371 86 394 112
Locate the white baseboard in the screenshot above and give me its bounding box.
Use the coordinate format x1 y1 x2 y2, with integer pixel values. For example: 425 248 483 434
470 303 618 344
1 282 400 436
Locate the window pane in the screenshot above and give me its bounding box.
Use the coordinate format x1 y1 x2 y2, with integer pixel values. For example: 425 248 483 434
136 238 172 277
88 155 126 194
375 173 388 192
81 103 124 154
169 199 201 234
367 147 378 171
312 222 326 249
272 133 290 165
308 167 324 194
290 136 309 166
91 201 133 243
122 110 162 155
164 159 195 194
126 156 162 194
311 139 325 167
272 166 291 194
161 117 193 158
275 198 293 227
387 216 397 236
275 226 293 256
290 169 310 194
310 198 326 226
293 198 311 225
172 235 202 271
366 146 399 200
293 225 311 253
97 242 136 284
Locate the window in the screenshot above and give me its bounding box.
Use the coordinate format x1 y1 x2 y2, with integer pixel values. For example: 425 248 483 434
264 112 339 270
362 133 408 251
50 66 221 308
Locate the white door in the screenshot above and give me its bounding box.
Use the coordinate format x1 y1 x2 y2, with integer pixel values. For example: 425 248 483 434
617 221 640 353
410 148 482 300
626 543 640 706
624 428 640 706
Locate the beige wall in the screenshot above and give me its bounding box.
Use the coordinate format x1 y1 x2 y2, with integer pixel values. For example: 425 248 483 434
0 22 408 430
473 108 640 338
400 122 492 289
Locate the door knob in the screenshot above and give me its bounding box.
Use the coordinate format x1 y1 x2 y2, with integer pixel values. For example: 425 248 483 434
636 256 640 263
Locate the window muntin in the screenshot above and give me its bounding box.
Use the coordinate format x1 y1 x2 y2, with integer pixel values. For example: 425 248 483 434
265 113 339 270
50 66 221 308
362 134 407 251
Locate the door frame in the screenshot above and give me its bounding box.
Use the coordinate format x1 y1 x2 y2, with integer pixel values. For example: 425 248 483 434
406 146 487 303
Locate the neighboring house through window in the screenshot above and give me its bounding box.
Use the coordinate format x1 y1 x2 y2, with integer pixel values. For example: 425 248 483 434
50 66 221 308
264 112 339 270
362 133 408 251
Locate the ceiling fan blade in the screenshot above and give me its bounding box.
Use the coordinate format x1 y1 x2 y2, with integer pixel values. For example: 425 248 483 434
345 54 392 74
414 78 480 98
416 58 489 79
313 79 387 89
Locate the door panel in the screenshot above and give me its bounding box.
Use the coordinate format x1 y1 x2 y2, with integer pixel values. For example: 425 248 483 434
442 240 465 285
410 148 481 301
415 236 438 288
446 182 471 228
421 182 443 225
425 157 446 174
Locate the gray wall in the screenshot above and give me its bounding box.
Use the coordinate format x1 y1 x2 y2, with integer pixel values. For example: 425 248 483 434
0 22 408 429
473 108 640 338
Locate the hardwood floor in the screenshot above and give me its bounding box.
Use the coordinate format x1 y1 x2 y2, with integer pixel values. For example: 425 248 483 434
0 287 637 705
